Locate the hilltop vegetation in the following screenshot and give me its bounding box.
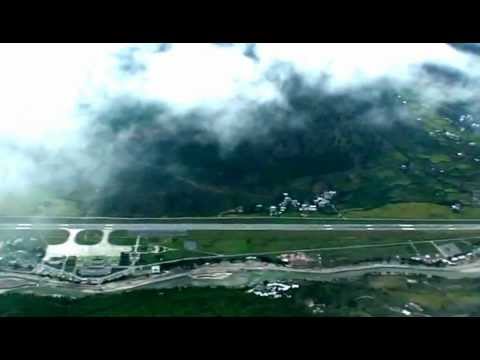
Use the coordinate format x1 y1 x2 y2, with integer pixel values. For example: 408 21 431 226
83 87 480 217
5 274 480 316
2 86 480 218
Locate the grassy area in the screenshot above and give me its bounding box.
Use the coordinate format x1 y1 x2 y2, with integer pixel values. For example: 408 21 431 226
185 230 480 255
0 229 69 245
6 214 480 224
452 240 475 253
75 230 103 245
345 202 480 219
430 154 451 164
4 275 480 316
0 288 311 317
320 244 415 267
1 99 479 222
0 188 82 217
39 230 70 245
108 230 185 246
137 250 204 265
410 242 440 256
108 230 137 245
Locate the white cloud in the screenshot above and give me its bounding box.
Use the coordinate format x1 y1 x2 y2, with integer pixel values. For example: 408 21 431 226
255 43 475 91
0 43 479 194
0 43 475 147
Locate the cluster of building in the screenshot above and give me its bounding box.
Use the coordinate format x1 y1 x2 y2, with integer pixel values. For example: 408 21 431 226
451 203 462 212
305 298 326 314
0 236 45 271
460 114 475 124
246 281 300 298
444 131 461 141
36 260 135 285
36 263 80 282
77 257 113 277
399 302 424 316
279 252 317 267
267 191 337 216
409 251 474 267
456 113 480 132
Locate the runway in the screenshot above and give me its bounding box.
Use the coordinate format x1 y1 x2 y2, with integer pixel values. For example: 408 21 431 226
2 222 480 231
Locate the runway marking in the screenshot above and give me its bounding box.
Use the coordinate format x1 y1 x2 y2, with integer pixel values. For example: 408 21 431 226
3 222 480 233
15 223 32 230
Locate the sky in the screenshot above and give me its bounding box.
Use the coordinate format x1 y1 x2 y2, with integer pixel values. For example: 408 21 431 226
0 43 479 196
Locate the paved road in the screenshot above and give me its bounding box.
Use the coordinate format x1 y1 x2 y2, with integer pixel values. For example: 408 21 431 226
3 222 480 231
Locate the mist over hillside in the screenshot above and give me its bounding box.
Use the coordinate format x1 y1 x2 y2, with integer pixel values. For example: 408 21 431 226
1 43 480 216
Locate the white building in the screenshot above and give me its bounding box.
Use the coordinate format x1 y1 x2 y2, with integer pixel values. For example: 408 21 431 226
451 203 462 212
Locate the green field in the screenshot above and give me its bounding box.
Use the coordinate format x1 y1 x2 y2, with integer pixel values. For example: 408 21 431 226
411 242 440 257
75 230 103 245
430 154 451 164
344 203 480 219
0 229 69 245
184 230 480 255
2 97 480 221
108 230 138 245
415 243 438 257
4 274 480 316
0 287 311 317
108 230 183 246
40 230 70 245
320 244 416 267
0 188 82 217
137 250 205 265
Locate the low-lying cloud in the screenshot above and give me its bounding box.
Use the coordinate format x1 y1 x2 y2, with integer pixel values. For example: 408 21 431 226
1 43 480 205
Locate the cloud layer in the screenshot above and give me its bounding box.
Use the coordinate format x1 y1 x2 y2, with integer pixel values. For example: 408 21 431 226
0 43 479 197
